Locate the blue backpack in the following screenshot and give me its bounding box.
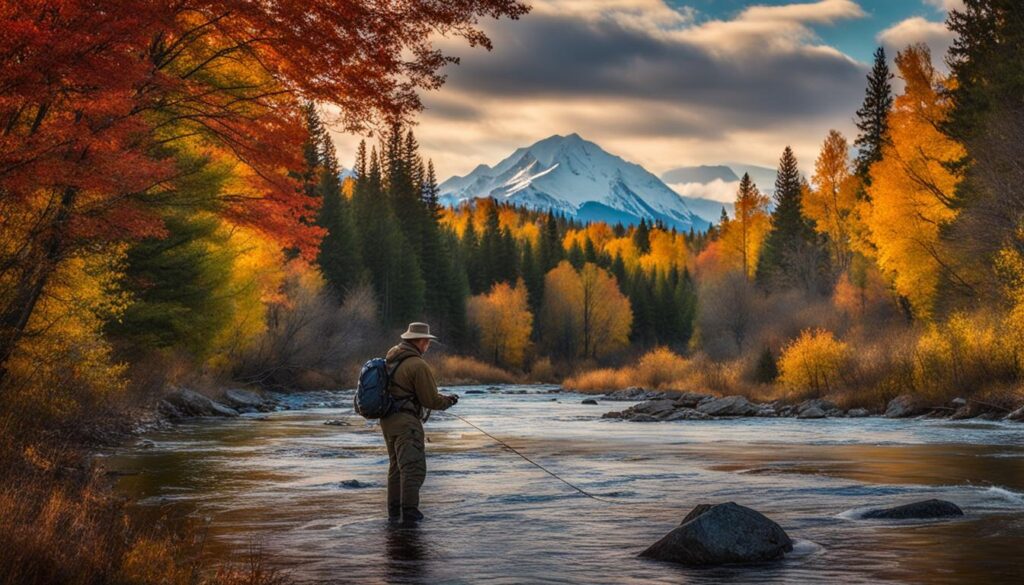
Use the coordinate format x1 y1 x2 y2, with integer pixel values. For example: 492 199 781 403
353 356 413 419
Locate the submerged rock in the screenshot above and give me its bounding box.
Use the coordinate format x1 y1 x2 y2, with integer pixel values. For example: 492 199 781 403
696 396 759 417
847 408 870 418
885 394 929 418
465 390 486 394
640 502 793 566
861 499 964 520
581 398 598 405
324 419 350 426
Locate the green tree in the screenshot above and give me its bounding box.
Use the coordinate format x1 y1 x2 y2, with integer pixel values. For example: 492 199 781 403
756 146 827 292
854 47 894 184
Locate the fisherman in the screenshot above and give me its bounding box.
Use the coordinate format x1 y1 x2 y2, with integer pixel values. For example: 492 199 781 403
381 322 459 526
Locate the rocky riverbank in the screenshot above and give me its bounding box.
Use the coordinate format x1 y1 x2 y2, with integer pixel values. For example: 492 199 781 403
596 387 1024 423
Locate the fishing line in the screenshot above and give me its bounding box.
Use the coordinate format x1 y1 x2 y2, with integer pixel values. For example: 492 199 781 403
445 411 632 505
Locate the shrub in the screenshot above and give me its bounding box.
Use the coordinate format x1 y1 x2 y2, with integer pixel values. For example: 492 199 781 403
433 355 518 385
913 312 1019 401
753 346 779 384
528 357 558 383
778 329 849 398
634 347 690 389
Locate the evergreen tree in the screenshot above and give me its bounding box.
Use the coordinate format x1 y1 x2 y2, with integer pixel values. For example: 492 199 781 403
633 219 651 253
423 159 441 215
304 110 362 300
945 1 1024 299
462 218 485 294
854 46 894 184
520 240 545 314
755 146 826 293
567 240 585 270
675 268 697 346
539 211 563 271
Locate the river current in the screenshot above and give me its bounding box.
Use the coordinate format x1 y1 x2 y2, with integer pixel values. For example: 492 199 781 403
106 386 1024 584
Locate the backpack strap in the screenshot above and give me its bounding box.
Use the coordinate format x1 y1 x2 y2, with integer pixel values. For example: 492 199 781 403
387 355 419 408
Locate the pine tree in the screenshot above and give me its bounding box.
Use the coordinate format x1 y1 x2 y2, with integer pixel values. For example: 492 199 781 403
462 218 485 294
423 159 441 215
854 47 894 184
756 146 826 293
567 240 585 270
633 219 651 253
520 240 545 314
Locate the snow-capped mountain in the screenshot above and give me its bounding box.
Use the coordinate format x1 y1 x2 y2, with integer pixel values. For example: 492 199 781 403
439 134 710 231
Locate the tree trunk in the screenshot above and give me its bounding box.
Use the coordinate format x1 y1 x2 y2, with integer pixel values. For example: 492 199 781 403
0 187 77 387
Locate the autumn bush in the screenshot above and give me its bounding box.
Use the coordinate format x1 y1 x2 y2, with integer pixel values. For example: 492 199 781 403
433 355 519 386
913 312 1020 401
777 329 850 399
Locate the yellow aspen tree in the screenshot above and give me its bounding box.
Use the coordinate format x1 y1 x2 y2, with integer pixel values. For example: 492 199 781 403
468 279 534 368
864 44 965 320
721 174 771 278
579 263 633 359
805 129 859 275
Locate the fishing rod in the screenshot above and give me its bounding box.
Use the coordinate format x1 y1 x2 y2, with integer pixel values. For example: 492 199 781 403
444 411 631 505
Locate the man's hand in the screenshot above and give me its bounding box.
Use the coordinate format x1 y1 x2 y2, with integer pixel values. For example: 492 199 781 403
446 393 459 408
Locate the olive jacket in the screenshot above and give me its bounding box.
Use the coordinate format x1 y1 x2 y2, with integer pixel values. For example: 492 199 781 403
385 341 453 420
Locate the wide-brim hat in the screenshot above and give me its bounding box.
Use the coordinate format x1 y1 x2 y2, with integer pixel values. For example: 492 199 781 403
400 322 438 341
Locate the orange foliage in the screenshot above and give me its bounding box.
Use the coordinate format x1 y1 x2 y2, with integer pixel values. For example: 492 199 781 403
467 280 534 368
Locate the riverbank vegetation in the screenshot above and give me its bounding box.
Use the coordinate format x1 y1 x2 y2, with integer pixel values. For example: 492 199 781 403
0 0 529 582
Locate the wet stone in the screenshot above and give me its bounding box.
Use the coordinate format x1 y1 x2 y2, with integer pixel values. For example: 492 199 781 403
861 499 964 520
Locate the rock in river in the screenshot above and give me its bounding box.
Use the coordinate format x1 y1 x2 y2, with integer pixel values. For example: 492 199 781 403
861 499 964 520
884 394 929 418
696 395 760 417
160 388 239 419
797 406 826 419
640 502 793 565
581 398 598 405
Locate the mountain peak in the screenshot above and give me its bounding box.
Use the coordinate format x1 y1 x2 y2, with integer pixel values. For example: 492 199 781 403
438 134 710 231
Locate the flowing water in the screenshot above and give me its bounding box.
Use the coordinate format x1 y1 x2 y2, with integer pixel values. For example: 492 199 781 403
105 386 1024 584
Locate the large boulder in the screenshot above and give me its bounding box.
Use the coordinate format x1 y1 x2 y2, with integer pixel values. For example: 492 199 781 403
697 396 760 417
222 388 273 413
662 408 711 421
884 394 929 418
160 388 239 419
861 499 964 520
640 502 793 566
797 406 826 419
632 399 678 417
673 391 713 408
604 387 651 401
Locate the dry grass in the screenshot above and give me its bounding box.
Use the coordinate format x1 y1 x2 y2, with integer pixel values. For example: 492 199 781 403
433 355 519 385
562 347 750 396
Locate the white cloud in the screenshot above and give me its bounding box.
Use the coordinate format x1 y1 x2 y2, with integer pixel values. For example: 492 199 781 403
330 1 871 182
878 16 955 64
669 179 741 203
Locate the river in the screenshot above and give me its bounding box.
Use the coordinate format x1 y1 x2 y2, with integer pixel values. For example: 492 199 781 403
105 385 1024 584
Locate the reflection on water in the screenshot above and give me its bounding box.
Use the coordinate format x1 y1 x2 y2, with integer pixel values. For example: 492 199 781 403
104 387 1024 584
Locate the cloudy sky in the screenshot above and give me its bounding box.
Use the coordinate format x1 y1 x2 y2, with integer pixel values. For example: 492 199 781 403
330 0 961 200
